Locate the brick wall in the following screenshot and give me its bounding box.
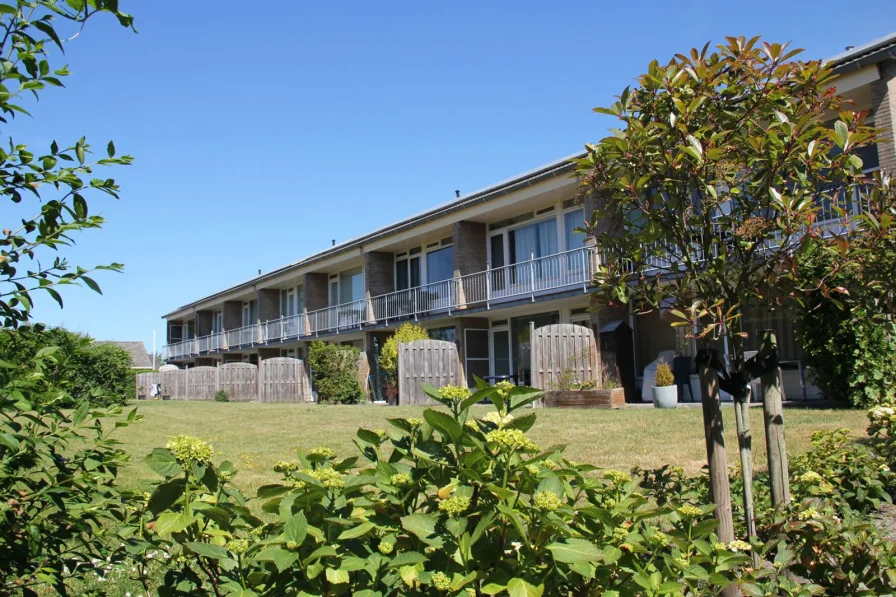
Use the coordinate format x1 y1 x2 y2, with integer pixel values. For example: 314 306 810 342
872 59 896 174
452 221 487 276
223 301 242 330
365 251 394 298
195 310 213 336
304 273 329 311
257 288 279 322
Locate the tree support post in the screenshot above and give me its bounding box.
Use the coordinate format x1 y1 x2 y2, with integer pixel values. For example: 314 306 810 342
697 350 735 542
733 394 757 540
760 329 790 506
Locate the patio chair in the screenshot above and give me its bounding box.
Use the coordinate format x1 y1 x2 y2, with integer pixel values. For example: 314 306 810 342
673 356 695 402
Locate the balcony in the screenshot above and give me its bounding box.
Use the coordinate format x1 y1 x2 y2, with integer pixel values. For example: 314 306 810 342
164 247 596 360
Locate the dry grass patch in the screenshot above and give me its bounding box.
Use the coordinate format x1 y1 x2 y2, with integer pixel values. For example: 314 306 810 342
117 401 867 497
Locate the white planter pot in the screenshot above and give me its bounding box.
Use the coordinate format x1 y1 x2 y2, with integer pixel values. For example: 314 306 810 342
652 385 678 408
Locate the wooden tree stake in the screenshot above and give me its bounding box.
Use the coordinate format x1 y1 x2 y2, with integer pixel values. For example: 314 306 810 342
698 353 735 542
760 330 790 506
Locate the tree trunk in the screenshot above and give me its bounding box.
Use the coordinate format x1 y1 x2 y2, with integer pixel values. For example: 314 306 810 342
760 330 790 506
728 326 757 542
698 354 735 541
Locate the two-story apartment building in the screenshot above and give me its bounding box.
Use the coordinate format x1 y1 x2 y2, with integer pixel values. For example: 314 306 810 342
162 33 896 398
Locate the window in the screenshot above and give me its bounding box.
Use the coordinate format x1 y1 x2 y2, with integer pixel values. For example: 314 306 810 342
464 329 490 388
425 246 454 283
339 267 364 304
212 311 223 334
509 218 557 264
396 252 421 291
429 326 456 344
280 287 300 317
564 208 586 251
242 300 257 327
168 323 183 343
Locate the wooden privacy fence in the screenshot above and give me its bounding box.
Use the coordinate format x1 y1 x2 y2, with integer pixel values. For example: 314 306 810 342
530 323 599 391
258 357 308 403
136 358 310 402
398 339 465 405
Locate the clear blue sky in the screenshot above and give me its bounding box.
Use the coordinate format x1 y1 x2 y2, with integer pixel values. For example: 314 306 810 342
18 1 895 354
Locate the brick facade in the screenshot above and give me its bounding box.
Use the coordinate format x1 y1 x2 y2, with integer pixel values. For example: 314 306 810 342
304 273 329 311
364 252 394 298
453 221 487 307
257 289 279 322
223 301 242 330
871 59 896 174
195 310 213 336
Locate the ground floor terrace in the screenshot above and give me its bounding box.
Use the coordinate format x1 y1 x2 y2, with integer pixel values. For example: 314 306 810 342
165 288 822 402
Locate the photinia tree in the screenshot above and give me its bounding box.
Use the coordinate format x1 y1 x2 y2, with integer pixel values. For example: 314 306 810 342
576 36 893 540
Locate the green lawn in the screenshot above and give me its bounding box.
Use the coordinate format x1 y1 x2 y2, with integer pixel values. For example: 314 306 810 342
115 401 869 497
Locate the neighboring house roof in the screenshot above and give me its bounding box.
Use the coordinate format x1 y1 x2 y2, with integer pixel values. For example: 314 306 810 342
97 341 153 369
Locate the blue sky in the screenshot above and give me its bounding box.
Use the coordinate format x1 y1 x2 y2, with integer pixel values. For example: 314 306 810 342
16 1 895 354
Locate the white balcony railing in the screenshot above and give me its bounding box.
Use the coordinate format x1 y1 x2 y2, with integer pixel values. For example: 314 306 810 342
164 247 595 358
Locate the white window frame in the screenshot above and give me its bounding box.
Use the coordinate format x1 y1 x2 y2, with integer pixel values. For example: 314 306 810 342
242 300 257 327
212 311 223 334
487 202 566 267
561 205 587 253
488 324 512 378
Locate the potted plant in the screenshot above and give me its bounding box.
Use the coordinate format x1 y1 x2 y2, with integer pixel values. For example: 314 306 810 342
652 359 677 408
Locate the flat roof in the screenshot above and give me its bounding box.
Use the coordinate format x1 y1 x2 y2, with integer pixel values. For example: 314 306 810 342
162 151 584 317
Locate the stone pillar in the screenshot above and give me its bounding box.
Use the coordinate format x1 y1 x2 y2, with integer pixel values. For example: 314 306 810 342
365 252 394 322
196 310 213 337
303 273 329 335
453 221 487 307
871 59 896 174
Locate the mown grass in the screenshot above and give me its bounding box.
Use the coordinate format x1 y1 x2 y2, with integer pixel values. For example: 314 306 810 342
116 401 868 497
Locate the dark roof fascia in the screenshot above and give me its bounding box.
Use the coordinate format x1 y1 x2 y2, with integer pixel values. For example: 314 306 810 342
162 153 584 318
828 32 896 73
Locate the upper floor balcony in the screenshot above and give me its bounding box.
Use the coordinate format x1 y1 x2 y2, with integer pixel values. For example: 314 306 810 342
164 246 596 360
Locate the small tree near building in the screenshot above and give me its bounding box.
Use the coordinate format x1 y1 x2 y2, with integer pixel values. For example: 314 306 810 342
577 37 893 541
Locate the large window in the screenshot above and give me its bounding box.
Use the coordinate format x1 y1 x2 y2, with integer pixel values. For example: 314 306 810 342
429 326 456 344
339 267 364 304
510 218 557 264
395 248 422 291
426 246 454 283
241 300 257 326
212 311 223 334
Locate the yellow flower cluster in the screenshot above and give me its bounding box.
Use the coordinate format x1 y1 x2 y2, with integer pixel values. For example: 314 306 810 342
533 491 563 512
483 410 514 427
226 539 249 555
166 435 214 465
308 446 335 459
431 571 451 591
273 460 298 473
391 473 412 486
647 528 670 547
438 494 471 517
485 428 539 453
310 466 344 489
407 418 425 428
677 505 704 518
798 507 820 521
714 540 752 552
377 539 394 554
604 470 631 485
441 385 472 402
797 471 823 484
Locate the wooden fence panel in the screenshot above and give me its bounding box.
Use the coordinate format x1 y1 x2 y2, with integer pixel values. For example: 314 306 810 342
219 363 257 402
161 369 188 400
186 367 218 401
135 372 159 400
530 323 598 391
398 340 464 405
258 358 305 403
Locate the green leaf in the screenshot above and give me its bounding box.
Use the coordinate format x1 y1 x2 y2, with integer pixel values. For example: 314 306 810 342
107 140 115 157
325 568 350 584
145 448 184 478
547 538 603 563
284 511 307 546
833 120 849 147
72 400 89 426
356 428 382 445
337 521 374 540
148 479 186 515
506 578 544 597
423 408 462 442
153 512 194 536
186 542 228 560
388 551 428 568
401 513 437 541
